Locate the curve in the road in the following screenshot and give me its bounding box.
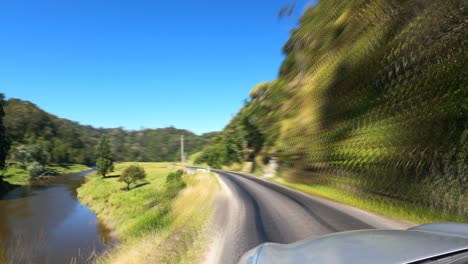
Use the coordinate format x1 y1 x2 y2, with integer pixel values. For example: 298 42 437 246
204 170 413 264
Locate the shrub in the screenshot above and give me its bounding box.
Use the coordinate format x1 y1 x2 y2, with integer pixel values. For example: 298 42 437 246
27 162 44 178
119 164 146 191
166 170 184 183
164 170 186 199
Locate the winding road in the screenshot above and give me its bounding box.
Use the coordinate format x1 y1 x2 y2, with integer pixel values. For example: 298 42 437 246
204 170 413 264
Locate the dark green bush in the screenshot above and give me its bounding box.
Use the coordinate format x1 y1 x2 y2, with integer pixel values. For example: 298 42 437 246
166 170 184 183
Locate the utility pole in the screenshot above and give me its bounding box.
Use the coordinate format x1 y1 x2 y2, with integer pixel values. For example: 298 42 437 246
181 135 185 168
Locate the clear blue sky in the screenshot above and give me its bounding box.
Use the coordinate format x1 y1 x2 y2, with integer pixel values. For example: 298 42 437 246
0 0 317 134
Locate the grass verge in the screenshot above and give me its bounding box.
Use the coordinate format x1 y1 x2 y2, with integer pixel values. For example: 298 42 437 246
77 162 220 264
270 177 466 224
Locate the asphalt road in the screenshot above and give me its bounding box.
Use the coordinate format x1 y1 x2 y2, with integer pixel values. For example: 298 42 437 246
204 170 413 264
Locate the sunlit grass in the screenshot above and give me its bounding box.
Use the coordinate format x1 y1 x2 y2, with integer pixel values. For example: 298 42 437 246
222 163 243 172
225 160 466 224
271 177 466 224
188 151 202 165
77 162 219 264
78 162 174 237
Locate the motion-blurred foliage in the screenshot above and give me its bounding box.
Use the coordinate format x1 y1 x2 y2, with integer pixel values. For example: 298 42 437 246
197 0 467 218
3 99 217 165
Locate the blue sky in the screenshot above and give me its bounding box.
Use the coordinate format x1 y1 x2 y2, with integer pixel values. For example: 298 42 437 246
0 0 316 134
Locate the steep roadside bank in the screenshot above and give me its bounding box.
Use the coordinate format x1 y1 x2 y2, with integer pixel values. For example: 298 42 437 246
224 167 465 224
195 0 467 221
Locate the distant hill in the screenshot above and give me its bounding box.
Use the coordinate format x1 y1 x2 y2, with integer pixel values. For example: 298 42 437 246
4 98 217 165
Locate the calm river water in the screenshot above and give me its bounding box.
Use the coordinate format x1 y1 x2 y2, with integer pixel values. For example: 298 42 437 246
0 170 115 264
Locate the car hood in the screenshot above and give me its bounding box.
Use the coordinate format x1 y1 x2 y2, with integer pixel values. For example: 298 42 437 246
239 223 468 264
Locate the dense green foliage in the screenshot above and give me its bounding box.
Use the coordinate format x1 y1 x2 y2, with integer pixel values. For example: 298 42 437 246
164 170 187 200
96 134 114 178
26 162 44 178
166 169 184 183
195 81 285 168
11 144 49 178
119 164 146 191
198 0 467 218
0 93 11 193
0 94 9 171
13 145 48 168
3 98 217 165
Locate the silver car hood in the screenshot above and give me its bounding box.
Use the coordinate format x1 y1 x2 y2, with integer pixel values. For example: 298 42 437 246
239 223 468 264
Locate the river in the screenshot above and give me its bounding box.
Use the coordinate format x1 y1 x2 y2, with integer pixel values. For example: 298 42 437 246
0 170 115 264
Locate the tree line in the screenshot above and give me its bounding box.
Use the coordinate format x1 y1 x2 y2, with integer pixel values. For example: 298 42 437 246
2 98 216 167
0 94 10 190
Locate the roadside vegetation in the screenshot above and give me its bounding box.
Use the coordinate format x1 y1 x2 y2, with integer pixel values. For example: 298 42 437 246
77 162 219 264
271 176 465 224
218 166 464 224
196 0 467 222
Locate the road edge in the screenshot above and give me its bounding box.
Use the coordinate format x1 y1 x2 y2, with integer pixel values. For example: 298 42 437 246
224 170 415 230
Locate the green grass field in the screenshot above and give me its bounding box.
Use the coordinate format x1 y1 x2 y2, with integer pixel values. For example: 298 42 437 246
2 163 90 186
77 162 220 264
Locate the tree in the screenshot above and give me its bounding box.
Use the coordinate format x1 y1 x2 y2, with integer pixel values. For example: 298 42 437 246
0 94 9 175
27 145 48 166
13 144 48 168
13 145 33 168
96 134 114 178
119 164 146 191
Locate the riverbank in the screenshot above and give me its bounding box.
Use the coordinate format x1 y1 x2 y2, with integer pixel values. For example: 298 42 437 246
0 180 18 197
0 170 111 264
0 163 90 196
77 162 220 264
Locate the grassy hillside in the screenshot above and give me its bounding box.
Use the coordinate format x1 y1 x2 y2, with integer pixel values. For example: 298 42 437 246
197 0 467 221
77 162 219 263
4 99 217 165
